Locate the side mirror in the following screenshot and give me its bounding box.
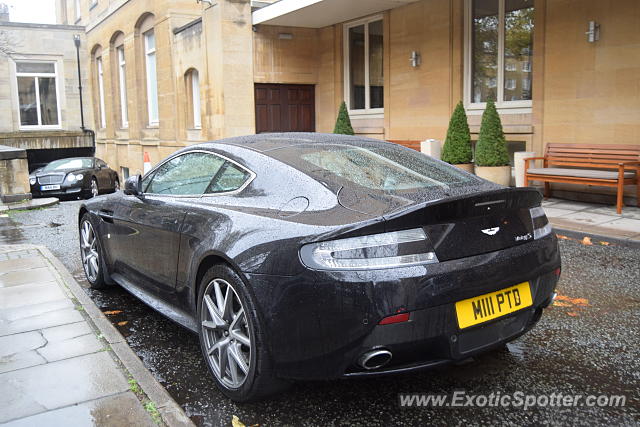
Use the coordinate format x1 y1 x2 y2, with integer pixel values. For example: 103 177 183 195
124 175 142 196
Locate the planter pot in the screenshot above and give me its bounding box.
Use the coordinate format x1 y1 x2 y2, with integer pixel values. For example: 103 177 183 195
475 165 512 186
452 163 474 174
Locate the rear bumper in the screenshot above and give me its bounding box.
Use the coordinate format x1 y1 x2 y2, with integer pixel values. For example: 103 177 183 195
245 234 561 380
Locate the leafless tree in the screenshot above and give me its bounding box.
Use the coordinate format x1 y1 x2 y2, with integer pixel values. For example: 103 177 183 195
0 30 19 57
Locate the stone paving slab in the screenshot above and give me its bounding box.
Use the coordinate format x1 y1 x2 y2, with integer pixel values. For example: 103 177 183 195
0 352 130 423
542 198 640 243
2 391 155 427
0 244 194 427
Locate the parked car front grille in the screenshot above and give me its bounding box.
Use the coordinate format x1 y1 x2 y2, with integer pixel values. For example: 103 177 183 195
37 174 65 185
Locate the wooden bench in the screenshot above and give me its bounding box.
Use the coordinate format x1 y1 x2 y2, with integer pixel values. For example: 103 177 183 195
524 143 640 214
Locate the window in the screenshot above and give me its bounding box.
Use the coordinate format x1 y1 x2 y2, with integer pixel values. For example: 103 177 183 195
16 62 60 128
208 163 251 193
344 16 384 114
144 29 159 126
43 158 93 171
144 152 226 196
96 57 106 128
466 0 534 108
273 144 475 194
185 69 201 129
117 46 128 128
121 167 130 180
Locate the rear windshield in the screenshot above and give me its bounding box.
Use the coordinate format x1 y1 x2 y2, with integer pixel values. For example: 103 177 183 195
270 143 476 193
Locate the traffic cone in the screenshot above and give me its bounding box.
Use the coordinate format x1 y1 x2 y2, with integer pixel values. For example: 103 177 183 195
143 152 152 174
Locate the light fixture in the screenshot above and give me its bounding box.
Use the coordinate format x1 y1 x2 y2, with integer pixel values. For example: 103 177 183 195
586 21 600 43
196 0 213 5
410 51 421 68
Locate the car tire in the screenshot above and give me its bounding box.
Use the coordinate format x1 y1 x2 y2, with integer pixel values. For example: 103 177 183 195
79 214 107 289
197 264 289 402
113 178 120 192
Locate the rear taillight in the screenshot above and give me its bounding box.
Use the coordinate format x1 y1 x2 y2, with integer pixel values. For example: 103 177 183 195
530 206 552 239
299 228 438 271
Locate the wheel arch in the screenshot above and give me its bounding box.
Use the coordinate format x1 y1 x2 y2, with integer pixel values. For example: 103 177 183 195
193 252 246 306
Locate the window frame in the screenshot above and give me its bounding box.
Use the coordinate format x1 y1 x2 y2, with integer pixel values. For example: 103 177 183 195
343 14 385 118
144 29 159 127
117 45 128 128
463 0 533 112
74 0 81 21
96 56 106 128
190 70 202 130
139 150 256 198
15 60 62 130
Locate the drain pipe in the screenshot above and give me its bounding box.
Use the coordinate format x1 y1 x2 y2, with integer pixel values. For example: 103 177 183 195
74 34 96 155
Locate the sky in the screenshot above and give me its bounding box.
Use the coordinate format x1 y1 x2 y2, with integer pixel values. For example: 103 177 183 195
4 0 56 24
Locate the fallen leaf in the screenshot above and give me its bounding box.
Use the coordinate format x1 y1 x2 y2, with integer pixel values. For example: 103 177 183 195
553 301 571 307
581 236 593 245
600 241 610 246
103 310 123 315
567 312 578 317
117 321 128 326
232 416 246 427
556 234 570 240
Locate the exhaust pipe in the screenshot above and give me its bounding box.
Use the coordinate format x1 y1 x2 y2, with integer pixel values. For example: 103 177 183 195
358 349 392 370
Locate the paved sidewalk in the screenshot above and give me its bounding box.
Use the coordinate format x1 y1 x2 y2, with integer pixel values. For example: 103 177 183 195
0 245 192 426
542 198 640 243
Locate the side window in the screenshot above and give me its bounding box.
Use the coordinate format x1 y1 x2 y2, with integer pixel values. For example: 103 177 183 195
97 159 107 168
206 162 251 194
145 152 225 196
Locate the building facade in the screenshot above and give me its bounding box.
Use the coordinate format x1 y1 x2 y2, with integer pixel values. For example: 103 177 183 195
61 0 639 204
0 18 94 172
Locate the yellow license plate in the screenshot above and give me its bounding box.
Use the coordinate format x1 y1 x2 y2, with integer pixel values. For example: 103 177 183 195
455 282 533 329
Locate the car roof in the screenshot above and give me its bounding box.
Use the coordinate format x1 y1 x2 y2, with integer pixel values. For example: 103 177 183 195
192 132 397 155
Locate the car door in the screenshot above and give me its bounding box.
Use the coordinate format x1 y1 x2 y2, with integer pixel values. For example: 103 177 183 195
110 151 226 296
95 159 111 190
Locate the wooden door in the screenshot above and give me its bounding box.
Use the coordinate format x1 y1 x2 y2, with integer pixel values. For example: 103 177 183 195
255 84 315 133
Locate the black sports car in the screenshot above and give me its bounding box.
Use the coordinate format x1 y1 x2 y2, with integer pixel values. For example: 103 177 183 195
78 133 561 402
31 157 120 199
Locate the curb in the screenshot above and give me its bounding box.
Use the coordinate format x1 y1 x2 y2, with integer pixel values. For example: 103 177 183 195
553 227 640 249
0 197 59 212
36 245 195 427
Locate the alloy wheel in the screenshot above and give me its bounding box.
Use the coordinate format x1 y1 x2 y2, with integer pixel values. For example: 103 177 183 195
201 278 252 389
114 180 120 191
91 179 99 197
80 220 99 282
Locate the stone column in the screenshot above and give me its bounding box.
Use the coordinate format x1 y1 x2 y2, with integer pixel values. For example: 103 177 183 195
202 0 256 139
0 146 31 203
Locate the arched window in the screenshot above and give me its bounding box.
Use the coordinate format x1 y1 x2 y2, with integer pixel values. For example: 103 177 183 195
185 69 201 129
111 32 128 128
91 45 106 129
136 14 158 126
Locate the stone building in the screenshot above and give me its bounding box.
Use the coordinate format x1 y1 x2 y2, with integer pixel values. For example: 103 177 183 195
59 0 639 205
0 7 94 201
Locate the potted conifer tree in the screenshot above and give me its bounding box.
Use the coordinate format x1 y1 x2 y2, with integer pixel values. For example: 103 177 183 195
333 101 354 135
441 101 473 173
474 100 511 186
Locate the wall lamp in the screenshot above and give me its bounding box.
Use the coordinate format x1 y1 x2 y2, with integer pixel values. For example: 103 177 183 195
586 21 600 43
410 51 421 68
196 0 214 5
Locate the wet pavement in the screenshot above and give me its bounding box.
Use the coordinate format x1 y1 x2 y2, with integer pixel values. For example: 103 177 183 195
1 199 639 426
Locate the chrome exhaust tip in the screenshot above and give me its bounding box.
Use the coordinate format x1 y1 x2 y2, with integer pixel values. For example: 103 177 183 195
358 349 392 370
